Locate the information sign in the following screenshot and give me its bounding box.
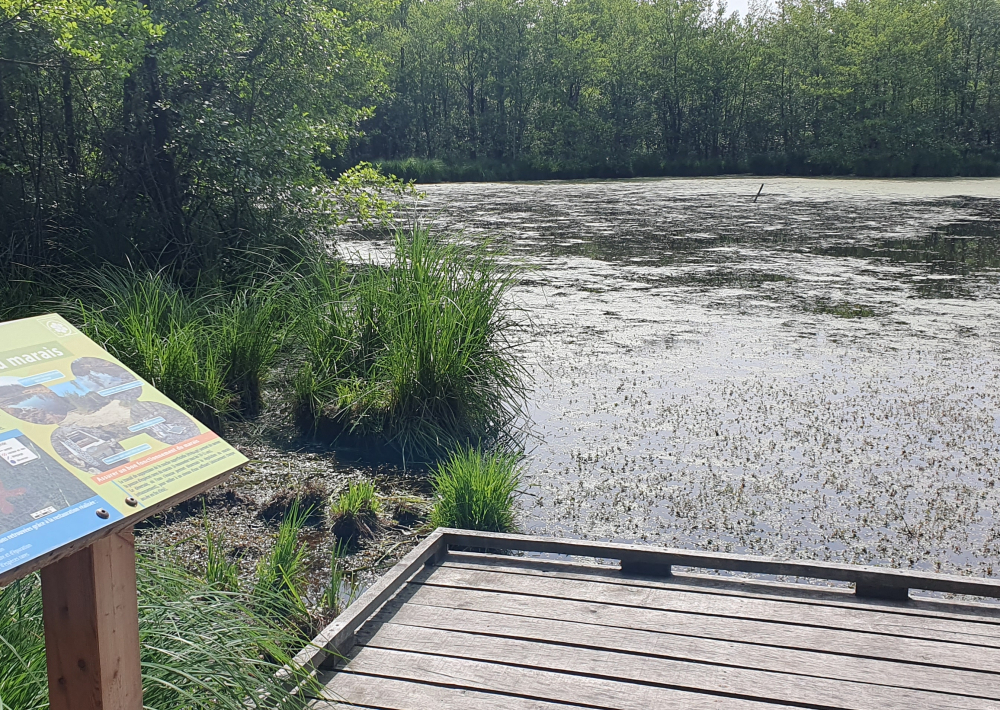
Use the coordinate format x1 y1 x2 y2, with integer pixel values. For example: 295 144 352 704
0 313 247 585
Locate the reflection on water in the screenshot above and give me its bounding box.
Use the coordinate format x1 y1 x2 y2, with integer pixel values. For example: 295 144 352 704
356 177 1000 577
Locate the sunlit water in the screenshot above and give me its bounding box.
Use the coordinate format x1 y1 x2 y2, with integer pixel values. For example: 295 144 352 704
348 176 1000 578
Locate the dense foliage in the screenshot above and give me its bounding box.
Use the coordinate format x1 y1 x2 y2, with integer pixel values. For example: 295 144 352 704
0 0 391 277
361 0 1000 177
294 227 526 460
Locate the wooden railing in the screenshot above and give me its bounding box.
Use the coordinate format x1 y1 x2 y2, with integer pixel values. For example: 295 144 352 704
290 527 1000 674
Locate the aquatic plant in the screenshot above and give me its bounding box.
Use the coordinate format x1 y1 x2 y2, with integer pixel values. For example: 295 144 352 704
293 226 528 461
0 554 316 710
329 480 382 543
430 447 521 533
814 301 876 318
74 267 289 425
321 540 353 620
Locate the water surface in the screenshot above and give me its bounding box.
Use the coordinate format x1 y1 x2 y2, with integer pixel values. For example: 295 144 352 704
362 177 1000 577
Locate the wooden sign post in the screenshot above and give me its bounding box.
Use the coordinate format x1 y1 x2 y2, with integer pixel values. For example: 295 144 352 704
0 314 247 709
41 531 143 710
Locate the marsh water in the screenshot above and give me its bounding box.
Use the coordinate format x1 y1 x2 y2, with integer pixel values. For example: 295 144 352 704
350 177 1000 578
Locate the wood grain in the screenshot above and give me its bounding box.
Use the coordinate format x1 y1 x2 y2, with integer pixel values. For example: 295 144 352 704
360 622 998 710
313 673 589 709
424 562 1000 646
404 582 1000 672
335 646 803 710
41 530 143 710
438 528 1000 598
377 601 997 698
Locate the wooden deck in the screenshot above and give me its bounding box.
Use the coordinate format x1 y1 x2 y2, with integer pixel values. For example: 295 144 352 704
295 529 1000 709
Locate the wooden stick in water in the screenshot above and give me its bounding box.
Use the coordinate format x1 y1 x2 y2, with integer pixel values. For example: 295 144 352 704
754 183 764 202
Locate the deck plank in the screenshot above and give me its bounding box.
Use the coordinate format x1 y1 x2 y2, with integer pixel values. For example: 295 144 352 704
333 646 803 710
312 673 587 709
379 601 997 698
425 562 1000 646
358 622 998 710
404 582 1000 673
305 539 1000 710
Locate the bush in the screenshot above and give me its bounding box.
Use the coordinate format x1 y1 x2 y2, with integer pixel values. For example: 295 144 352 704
0 553 316 710
329 480 381 543
430 447 521 532
293 226 528 461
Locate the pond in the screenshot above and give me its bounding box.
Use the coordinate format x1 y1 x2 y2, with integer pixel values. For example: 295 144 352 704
389 176 1000 578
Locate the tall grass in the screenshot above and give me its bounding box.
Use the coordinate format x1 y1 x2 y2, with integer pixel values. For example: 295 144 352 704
75 267 287 426
294 227 527 461
253 502 312 625
0 554 316 710
430 447 522 532
77 269 232 426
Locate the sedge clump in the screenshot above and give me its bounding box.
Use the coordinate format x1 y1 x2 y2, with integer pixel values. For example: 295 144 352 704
329 480 382 543
430 447 521 533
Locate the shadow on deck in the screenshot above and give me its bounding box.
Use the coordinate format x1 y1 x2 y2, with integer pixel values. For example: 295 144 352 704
293 529 1000 709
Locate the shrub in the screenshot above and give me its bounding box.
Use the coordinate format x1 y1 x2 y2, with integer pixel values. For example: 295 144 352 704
0 553 316 710
329 480 381 543
430 447 521 532
294 226 528 461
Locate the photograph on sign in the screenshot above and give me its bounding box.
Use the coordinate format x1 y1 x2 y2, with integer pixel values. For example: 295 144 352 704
0 314 247 580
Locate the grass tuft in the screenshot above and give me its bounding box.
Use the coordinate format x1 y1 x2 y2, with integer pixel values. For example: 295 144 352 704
430 447 521 532
253 501 311 625
294 226 528 461
73 267 288 426
329 480 381 543
76 269 232 427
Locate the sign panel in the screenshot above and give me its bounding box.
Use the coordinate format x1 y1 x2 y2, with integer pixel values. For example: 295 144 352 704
0 314 247 581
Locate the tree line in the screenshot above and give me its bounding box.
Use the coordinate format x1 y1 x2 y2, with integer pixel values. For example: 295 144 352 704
359 0 1000 178
3 0 999 278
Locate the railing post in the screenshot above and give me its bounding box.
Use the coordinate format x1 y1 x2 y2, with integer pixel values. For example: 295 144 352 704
855 582 909 601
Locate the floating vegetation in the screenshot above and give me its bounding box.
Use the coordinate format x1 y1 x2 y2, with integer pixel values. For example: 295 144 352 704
410 178 1000 579
814 302 876 318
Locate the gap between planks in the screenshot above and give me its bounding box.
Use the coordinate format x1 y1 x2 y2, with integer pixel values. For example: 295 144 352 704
442 551 1000 623
398 579 1000 673
367 600 998 698
327 646 806 710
